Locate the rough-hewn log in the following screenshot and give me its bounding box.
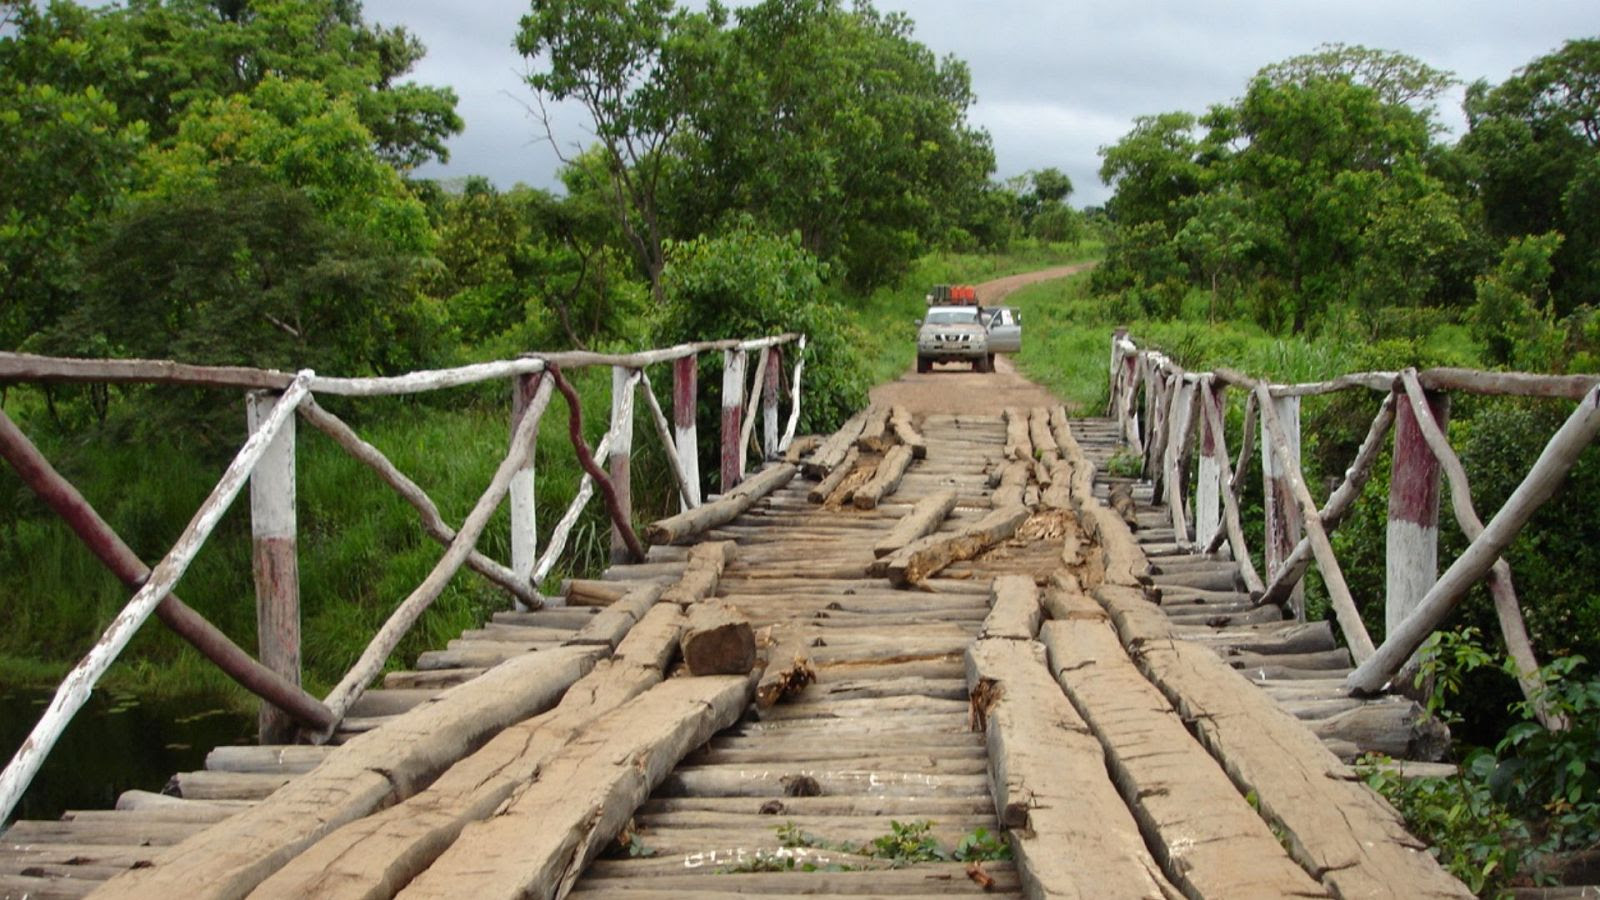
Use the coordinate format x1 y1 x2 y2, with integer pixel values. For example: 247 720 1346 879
396 674 754 900
1309 700 1451 760
680 603 757 675
852 444 914 509
97 645 601 900
761 345 781 459
755 626 816 709
739 347 769 472
806 446 859 503
0 406 336 738
0 373 313 827
779 334 807 453
801 407 869 478
1195 379 1223 548
297 398 538 606
509 373 542 609
246 390 301 744
872 490 958 558
1040 605 1326 899
1096 584 1472 899
980 575 1041 640
855 404 894 453
608 367 637 564
888 405 926 459
643 463 797 545
659 541 735 608
1002 407 1032 461
721 348 746 492
1259 393 1396 607
965 638 1177 899
251 604 685 900
1193 392 1264 596
1259 391 1304 615
873 504 1031 586
1256 384 1375 661
1388 381 1447 643
1396 370 1557 726
672 355 702 510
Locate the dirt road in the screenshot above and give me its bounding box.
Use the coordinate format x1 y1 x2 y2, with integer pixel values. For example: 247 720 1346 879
868 262 1092 415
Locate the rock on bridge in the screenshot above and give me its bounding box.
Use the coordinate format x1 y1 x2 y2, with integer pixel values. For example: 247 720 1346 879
0 391 1472 898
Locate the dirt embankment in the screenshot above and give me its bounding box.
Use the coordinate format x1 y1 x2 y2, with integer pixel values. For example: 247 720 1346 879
867 263 1092 416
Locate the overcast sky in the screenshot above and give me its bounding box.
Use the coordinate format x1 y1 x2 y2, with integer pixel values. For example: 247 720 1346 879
376 0 1595 207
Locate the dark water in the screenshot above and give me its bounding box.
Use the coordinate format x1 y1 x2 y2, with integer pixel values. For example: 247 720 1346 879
0 685 254 826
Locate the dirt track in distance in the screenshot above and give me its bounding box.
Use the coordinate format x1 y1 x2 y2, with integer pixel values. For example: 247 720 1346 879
867 263 1093 416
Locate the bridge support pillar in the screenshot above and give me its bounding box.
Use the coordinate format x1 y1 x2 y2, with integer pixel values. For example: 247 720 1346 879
673 355 701 511
509 373 541 608
721 349 746 492
1260 394 1303 619
247 390 300 743
1387 388 1448 639
1195 379 1224 549
609 367 635 564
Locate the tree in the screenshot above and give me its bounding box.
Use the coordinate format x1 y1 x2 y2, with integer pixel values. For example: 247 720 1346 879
1462 39 1600 315
517 0 718 305
1259 43 1457 115
670 0 994 289
1173 185 1261 320
1031 167 1074 204
1471 232 1563 368
1098 112 1203 233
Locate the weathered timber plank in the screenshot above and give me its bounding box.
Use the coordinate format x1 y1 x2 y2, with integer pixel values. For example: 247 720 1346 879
871 505 1030 586
93 645 601 900
979 574 1041 641
965 639 1177 899
396 674 754 900
249 603 686 900
1039 612 1326 899
1095 584 1472 899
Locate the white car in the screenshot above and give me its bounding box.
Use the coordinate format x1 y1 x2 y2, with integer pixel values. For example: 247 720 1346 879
916 306 992 373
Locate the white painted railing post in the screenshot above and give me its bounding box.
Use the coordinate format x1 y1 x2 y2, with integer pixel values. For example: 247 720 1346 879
762 346 781 460
721 349 746 492
509 373 541 609
247 390 301 744
1261 393 1305 618
1108 328 1127 416
1386 387 1447 639
609 366 635 564
780 335 807 452
673 355 702 510
1196 378 1224 550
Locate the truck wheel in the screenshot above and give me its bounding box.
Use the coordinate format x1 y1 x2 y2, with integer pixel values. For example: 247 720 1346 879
916 355 931 374
986 353 997 372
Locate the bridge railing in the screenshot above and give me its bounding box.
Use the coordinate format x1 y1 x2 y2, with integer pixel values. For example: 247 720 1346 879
0 333 807 822
1107 328 1600 723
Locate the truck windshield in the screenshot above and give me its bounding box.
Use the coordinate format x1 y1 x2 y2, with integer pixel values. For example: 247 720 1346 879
926 308 978 325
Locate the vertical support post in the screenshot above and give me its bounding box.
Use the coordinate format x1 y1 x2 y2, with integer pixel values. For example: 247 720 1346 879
1108 327 1128 416
1387 388 1448 638
1261 393 1304 619
1121 351 1142 453
762 346 781 461
247 390 299 744
1196 379 1224 550
673 355 701 511
721 348 746 493
609 366 635 564
508 373 540 609
780 335 807 452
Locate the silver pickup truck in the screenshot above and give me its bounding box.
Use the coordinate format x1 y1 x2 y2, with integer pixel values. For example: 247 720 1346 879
916 305 992 373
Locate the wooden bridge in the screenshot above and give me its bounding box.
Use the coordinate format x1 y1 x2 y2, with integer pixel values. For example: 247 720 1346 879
2 323 1597 899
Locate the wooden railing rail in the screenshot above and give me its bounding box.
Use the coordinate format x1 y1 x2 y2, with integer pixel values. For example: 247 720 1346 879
0 332 807 822
1108 331 1599 715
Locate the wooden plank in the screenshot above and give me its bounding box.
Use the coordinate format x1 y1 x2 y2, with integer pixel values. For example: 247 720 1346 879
800 408 869 479
396 674 754 900
855 404 893 452
965 638 1177 899
1095 584 1473 899
871 505 1030 586
681 603 757 675
852 444 914 509
872 490 958 558
889 405 926 458
97 645 602 900
1039 612 1326 899
643 463 797 545
980 574 1041 640
250 604 686 900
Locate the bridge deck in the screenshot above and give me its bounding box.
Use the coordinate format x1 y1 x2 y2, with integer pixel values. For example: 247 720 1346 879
0 413 1469 900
